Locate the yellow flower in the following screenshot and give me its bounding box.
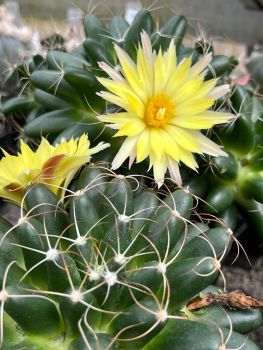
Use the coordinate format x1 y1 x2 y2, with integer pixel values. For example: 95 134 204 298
0 135 109 204
97 31 233 186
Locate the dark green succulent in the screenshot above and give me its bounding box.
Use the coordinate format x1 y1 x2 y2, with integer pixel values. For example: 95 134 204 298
0 164 261 349
183 83 263 241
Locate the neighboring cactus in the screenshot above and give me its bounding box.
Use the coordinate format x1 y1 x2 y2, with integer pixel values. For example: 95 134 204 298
0 163 261 349
182 83 263 241
0 4 40 98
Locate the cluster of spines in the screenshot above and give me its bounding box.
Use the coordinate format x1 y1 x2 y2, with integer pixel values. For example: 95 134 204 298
0 164 245 350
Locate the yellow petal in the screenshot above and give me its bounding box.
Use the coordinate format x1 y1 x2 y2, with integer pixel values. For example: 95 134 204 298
194 131 228 156
97 91 129 110
112 137 138 170
98 62 124 81
125 90 145 118
150 128 165 160
55 156 88 178
0 135 105 205
114 44 146 102
163 132 180 161
167 156 182 185
172 111 233 129
178 147 198 170
114 120 146 137
97 112 136 125
137 46 153 97
149 152 167 187
165 125 201 153
19 140 35 161
188 53 212 79
194 79 217 99
172 76 204 105
207 84 230 99
136 129 150 163
165 57 192 94
175 98 214 117
163 40 177 77
153 49 166 93
97 78 130 99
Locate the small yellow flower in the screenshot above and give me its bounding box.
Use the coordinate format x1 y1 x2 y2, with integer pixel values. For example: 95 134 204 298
0 135 109 204
97 31 233 186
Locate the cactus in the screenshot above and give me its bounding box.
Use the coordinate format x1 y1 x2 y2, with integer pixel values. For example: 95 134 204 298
0 4 39 98
182 82 263 241
1 8 235 142
0 163 261 349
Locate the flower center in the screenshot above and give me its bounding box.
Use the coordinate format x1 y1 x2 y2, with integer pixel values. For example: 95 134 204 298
145 93 174 127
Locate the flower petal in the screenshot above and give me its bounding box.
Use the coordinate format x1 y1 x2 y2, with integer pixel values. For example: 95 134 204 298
207 84 230 99
136 129 151 163
165 57 192 94
97 91 128 110
188 53 212 79
172 111 233 129
115 119 146 137
175 97 214 117
172 76 204 105
167 157 182 185
150 128 165 160
98 62 124 81
194 131 228 157
163 131 180 161
114 44 147 103
163 39 177 77
165 125 201 153
178 147 199 170
154 49 167 93
150 152 167 187
111 137 138 170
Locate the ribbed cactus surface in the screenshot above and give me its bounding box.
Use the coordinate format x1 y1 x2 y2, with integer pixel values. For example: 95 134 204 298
0 165 261 349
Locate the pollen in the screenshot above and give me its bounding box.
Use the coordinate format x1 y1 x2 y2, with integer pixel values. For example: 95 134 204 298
145 93 174 127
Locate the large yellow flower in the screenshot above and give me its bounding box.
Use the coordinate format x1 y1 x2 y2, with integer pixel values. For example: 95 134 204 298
97 31 233 186
0 135 109 204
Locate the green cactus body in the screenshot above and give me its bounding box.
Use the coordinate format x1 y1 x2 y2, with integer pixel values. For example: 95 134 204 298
0 165 261 349
186 83 263 240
